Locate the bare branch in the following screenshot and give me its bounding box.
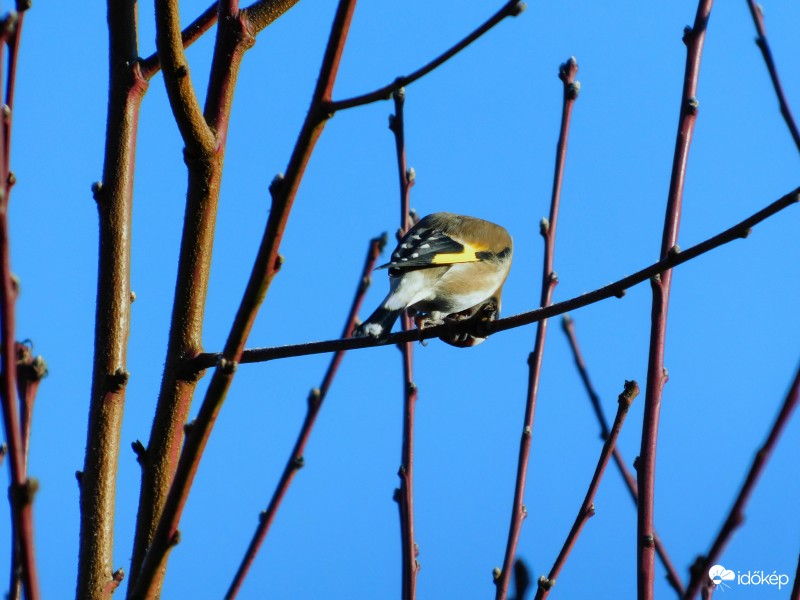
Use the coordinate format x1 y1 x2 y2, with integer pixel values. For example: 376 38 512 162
494 57 579 600
188 187 799 369
327 0 525 112
140 2 219 80
244 0 302 34
129 1 360 596
388 88 420 600
638 3 713 598
155 0 216 154
79 1 148 597
534 381 639 600
745 1 800 153
0 10 39 600
225 234 386 599
683 364 800 599
561 315 685 596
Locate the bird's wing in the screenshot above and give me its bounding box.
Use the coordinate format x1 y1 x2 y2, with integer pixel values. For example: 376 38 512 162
377 225 484 271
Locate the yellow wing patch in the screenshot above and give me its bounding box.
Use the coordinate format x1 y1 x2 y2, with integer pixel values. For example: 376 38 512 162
429 242 485 265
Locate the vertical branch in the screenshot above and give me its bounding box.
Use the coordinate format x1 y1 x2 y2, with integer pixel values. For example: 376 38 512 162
0 8 39 600
683 364 800 599
638 3 713 598
494 57 579 600
745 1 800 153
791 553 800 600
10 343 45 600
389 87 420 600
79 1 147 597
561 315 685 597
534 381 639 600
225 233 386 599
129 1 359 597
128 1 297 592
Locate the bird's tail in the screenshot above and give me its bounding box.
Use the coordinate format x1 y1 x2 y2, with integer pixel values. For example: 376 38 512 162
354 306 404 339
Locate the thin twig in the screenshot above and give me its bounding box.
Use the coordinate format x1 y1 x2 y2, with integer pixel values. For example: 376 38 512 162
561 315 685 596
129 1 359 597
638 3 713 598
389 87 420 600
327 0 525 113
0 11 39 600
224 234 386 599
188 186 799 369
495 57 579 600
683 364 800 599
745 1 800 153
534 381 639 600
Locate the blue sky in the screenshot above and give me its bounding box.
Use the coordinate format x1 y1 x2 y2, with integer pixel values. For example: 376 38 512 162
6 0 800 597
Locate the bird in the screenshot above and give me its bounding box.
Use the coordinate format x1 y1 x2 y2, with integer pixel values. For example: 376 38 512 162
354 212 513 344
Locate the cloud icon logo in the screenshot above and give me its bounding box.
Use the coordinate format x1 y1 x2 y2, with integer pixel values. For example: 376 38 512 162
709 564 736 586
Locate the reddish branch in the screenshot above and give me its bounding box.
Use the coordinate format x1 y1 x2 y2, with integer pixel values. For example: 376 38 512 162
225 234 386 599
638 2 713 598
0 8 39 600
389 88 420 600
561 316 684 596
188 186 799 369
683 364 800 599
128 1 358 596
327 0 525 112
745 1 800 153
495 57 579 600
127 1 298 593
79 1 148 596
534 381 639 600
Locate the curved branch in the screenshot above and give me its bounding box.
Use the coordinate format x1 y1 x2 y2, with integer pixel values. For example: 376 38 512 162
155 0 216 154
188 186 798 369
327 0 525 112
140 2 219 80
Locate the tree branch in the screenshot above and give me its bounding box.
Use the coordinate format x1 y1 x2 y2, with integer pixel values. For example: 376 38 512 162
638 3 713 598
561 315 685 597
326 0 525 112
683 363 800 599
155 0 216 154
243 0 302 34
129 1 359 597
745 1 800 154
388 87 420 600
534 381 639 600
140 2 219 80
495 57 579 600
188 186 799 369
224 233 386 599
128 0 298 591
77 2 149 598
0 10 39 600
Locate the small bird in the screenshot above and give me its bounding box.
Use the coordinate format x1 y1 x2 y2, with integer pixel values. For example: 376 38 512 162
355 212 513 344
